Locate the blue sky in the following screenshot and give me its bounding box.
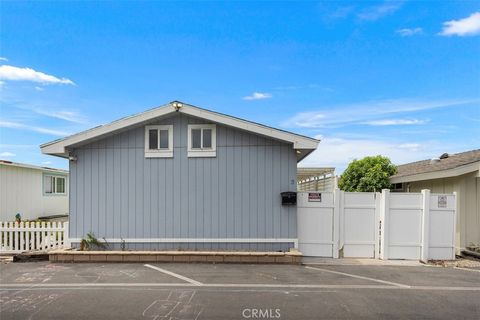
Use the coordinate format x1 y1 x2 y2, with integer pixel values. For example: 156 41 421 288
0 1 479 172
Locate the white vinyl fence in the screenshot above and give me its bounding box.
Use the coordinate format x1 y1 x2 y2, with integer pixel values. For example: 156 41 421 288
297 191 338 257
0 221 69 254
340 192 380 258
298 189 456 261
380 190 456 261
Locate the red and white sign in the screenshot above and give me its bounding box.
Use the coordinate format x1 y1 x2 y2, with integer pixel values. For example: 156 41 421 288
308 193 322 202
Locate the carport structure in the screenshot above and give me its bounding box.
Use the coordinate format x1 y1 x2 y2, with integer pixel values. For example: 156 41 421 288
297 167 336 192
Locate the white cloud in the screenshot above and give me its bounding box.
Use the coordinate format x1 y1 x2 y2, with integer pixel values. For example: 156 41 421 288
0 120 70 136
283 98 476 128
31 108 88 124
0 152 16 157
0 144 37 149
357 1 404 21
274 84 333 92
0 120 23 129
41 161 52 165
299 136 451 173
364 119 427 126
243 92 272 100
35 86 44 91
33 127 71 136
439 12 480 37
328 6 356 20
0 65 75 85
397 27 423 37
0 57 8 62
398 143 421 152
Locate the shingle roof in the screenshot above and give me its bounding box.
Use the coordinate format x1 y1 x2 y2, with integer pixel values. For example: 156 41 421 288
392 149 480 178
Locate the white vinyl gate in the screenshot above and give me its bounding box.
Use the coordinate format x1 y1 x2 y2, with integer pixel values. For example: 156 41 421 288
341 192 380 258
297 189 456 260
380 190 456 260
297 191 338 257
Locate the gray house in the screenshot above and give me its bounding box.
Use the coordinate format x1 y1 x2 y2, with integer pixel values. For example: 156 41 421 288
41 101 319 250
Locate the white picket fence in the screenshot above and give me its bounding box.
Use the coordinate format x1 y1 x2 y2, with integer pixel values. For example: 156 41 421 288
0 221 69 254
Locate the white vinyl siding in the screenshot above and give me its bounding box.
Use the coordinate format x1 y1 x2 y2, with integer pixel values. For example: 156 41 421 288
144 125 173 158
0 164 69 221
187 124 216 157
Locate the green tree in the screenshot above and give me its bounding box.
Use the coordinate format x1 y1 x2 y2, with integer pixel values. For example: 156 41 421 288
338 155 397 192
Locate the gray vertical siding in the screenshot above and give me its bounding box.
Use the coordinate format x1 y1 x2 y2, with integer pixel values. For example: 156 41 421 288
69 113 297 250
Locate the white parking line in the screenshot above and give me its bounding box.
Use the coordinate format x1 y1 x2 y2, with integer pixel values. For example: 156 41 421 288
144 264 203 286
0 283 479 291
305 266 410 288
453 267 480 273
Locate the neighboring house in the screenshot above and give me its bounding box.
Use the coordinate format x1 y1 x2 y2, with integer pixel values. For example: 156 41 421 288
41 101 319 250
390 149 480 250
0 160 69 221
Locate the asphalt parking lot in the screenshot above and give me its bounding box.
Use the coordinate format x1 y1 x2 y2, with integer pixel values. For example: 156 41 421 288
1 262 479 319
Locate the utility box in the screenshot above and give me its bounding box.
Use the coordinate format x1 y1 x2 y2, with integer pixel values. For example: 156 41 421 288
281 192 297 205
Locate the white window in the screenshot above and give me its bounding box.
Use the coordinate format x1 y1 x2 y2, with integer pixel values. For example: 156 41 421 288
44 175 66 195
144 125 173 158
187 124 216 157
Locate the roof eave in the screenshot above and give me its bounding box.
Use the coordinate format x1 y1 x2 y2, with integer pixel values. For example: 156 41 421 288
390 161 480 183
41 101 319 156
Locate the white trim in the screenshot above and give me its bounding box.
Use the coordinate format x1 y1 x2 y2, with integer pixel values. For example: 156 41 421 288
180 105 318 149
187 124 217 157
68 238 298 247
40 101 319 157
144 125 173 158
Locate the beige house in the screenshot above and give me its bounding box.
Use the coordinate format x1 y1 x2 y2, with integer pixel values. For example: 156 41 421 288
0 160 69 221
390 150 480 251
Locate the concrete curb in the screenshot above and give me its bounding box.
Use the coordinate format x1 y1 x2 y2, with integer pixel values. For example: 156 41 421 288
48 250 302 264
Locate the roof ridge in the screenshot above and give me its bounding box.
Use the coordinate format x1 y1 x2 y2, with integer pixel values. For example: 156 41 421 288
40 101 319 159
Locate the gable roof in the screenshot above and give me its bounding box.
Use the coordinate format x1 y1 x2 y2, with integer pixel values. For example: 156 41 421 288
390 149 480 183
41 101 319 160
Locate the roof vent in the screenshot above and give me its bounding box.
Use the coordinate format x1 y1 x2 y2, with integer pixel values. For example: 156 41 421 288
430 158 440 164
439 153 449 159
